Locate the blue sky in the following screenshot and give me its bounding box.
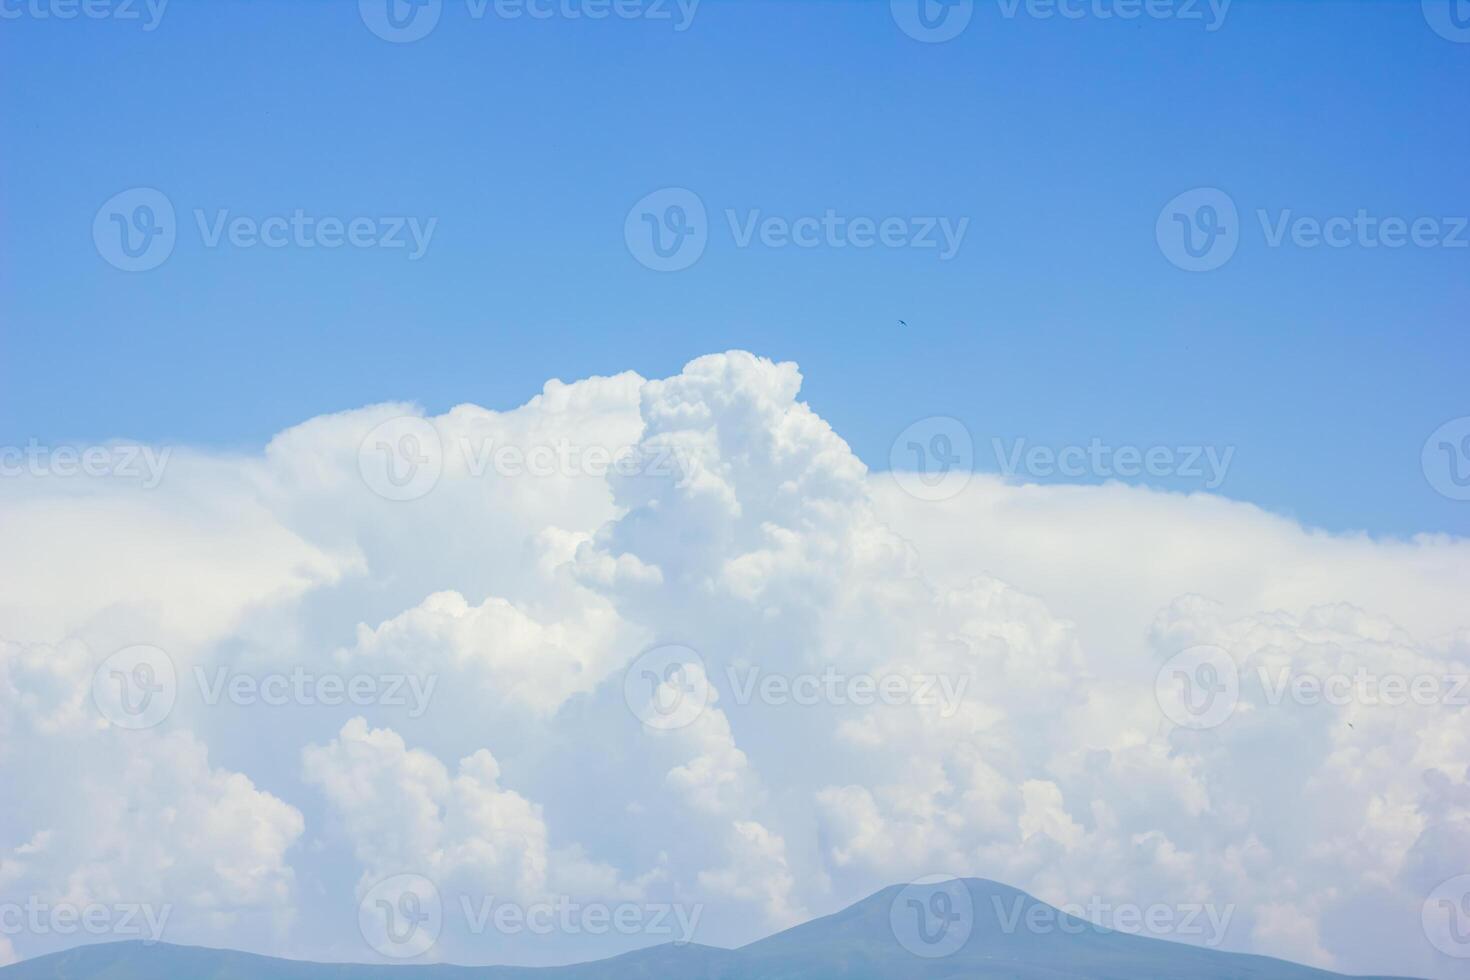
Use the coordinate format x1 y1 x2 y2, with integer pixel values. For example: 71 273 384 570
2 0 1467 536
4 9 1470 973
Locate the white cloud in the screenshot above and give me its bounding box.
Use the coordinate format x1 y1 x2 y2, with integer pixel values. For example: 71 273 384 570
664 679 755 817
1 351 1467 977
301 717 632 905
1254 901 1332 970
1019 780 1085 850
342 587 637 717
0 636 303 939
698 820 806 928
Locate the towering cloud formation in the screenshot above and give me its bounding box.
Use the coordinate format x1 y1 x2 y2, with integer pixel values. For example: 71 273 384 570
0 351 1465 977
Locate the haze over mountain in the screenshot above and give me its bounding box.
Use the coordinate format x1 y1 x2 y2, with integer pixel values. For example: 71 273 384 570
0 879 1425 980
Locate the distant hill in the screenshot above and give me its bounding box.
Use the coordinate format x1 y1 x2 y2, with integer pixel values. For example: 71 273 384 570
0 878 1423 980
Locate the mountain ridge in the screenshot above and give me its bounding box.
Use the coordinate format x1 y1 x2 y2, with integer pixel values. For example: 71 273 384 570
0 878 1426 980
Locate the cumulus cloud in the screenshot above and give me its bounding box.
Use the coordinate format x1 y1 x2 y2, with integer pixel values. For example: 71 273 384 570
302 717 553 898
0 637 303 939
698 820 806 928
664 685 756 817
652 674 805 926
341 587 636 718
0 351 1466 977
